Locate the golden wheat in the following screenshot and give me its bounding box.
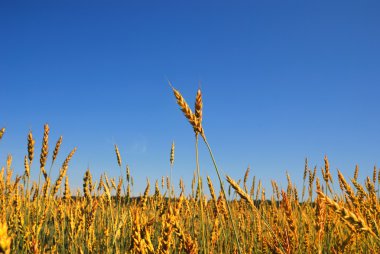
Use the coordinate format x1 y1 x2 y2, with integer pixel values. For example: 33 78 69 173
0 128 5 141
27 131 35 165
170 141 175 167
114 144 122 167
170 84 204 137
1 89 380 253
52 136 63 165
39 124 49 179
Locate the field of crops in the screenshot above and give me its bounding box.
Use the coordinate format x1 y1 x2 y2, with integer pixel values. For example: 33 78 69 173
0 87 379 253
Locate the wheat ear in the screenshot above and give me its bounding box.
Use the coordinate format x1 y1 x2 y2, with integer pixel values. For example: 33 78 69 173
52 136 63 164
170 141 175 167
317 190 377 238
170 83 204 137
51 147 77 196
114 144 122 167
226 175 255 208
195 88 203 124
0 128 5 141
24 156 30 178
27 131 35 165
40 124 49 179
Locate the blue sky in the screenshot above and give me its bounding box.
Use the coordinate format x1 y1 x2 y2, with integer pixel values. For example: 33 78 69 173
1 1 380 196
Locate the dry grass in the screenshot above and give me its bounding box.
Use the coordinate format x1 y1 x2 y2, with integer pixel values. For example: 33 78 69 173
0 87 380 253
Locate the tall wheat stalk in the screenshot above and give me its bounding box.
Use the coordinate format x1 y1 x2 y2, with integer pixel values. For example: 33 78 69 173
170 82 242 254
114 144 126 202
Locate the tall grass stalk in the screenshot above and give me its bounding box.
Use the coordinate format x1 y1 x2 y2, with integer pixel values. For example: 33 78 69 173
202 136 243 254
195 135 208 253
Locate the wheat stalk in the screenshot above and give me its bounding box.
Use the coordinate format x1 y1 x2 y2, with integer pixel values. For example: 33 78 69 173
353 165 359 180
63 176 71 201
83 169 92 202
0 128 5 141
51 148 77 196
23 156 30 179
317 190 377 238
27 131 35 165
281 190 298 250
52 136 63 165
0 221 11 254
39 124 49 179
114 144 122 167
170 141 175 167
226 175 255 208
194 88 203 125
170 83 204 137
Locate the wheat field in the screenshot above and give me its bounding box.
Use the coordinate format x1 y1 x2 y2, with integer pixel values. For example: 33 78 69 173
0 87 379 254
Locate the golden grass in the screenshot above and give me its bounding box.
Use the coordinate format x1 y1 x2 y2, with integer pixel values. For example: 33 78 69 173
27 131 35 165
39 124 49 180
0 87 380 253
170 83 204 138
114 144 122 168
0 128 5 141
0 221 11 254
170 141 175 167
52 136 63 166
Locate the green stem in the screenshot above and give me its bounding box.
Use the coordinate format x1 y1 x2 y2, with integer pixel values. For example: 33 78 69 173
36 166 43 238
48 161 54 180
170 165 173 200
118 165 126 205
195 135 208 253
202 136 243 254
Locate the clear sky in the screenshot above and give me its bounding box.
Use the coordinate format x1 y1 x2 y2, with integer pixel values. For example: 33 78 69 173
1 1 380 196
